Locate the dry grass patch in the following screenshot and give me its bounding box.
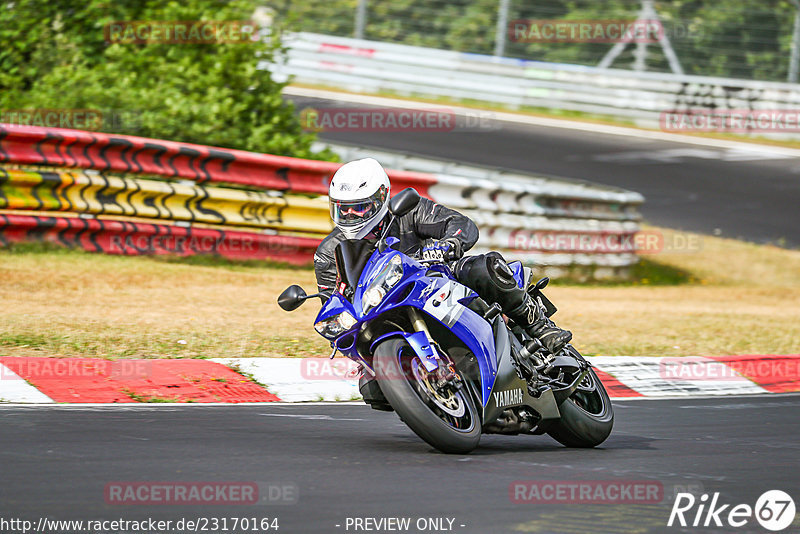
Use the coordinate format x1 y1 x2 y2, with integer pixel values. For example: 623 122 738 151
0 245 328 359
0 228 798 359
553 227 800 356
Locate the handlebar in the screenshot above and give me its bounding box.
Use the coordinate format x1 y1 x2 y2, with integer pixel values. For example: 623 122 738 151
416 254 459 266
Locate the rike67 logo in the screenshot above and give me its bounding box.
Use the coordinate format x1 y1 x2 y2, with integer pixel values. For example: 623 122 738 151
668 490 796 531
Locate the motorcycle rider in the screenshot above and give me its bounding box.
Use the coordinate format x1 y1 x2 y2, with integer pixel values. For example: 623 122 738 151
314 158 572 407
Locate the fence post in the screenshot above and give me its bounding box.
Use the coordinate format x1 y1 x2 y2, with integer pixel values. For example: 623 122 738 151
790 0 800 83
599 0 683 74
494 0 511 57
354 0 367 40
633 41 648 72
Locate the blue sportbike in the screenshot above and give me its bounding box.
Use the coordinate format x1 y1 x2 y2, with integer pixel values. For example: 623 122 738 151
278 188 613 454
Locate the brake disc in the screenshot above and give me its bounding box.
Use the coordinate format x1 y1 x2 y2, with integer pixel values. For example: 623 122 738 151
410 358 466 418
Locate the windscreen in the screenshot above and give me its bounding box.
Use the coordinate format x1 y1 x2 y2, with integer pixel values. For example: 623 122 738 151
333 238 375 300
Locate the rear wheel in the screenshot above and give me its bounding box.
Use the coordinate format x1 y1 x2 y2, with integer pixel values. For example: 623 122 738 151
374 338 481 454
547 367 614 447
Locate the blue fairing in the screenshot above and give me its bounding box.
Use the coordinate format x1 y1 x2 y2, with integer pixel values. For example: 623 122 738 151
369 330 438 372
314 240 500 406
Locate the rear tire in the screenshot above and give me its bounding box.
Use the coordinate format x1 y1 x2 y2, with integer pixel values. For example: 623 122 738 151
374 338 481 454
547 368 614 447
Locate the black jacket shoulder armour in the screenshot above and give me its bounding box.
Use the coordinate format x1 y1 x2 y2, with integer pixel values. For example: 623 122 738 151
313 196 479 294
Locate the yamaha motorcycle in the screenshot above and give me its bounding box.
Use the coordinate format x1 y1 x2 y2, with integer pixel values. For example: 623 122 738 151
278 188 613 454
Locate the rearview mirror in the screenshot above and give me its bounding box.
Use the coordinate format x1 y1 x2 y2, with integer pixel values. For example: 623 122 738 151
388 188 420 217
278 285 307 311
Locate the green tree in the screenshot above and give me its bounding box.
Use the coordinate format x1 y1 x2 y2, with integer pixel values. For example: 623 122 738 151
660 0 796 80
268 0 798 82
0 0 333 159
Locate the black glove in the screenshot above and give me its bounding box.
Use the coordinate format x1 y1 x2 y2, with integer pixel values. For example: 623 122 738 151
421 238 463 262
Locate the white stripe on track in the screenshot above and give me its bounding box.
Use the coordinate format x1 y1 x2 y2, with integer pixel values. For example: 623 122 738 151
213 358 361 402
590 356 770 396
2 357 775 405
0 364 55 403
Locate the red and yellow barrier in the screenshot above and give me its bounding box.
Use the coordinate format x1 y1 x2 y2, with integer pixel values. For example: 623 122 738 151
0 167 332 234
0 124 436 196
0 124 443 263
0 212 320 265
0 124 643 272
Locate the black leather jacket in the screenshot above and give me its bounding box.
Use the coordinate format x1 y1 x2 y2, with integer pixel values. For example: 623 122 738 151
314 197 479 295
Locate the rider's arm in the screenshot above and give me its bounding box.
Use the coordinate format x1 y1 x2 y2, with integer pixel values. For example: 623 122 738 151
412 197 479 253
313 234 339 300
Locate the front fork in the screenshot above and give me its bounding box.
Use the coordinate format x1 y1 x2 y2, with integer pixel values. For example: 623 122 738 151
408 308 441 372
368 309 466 397
408 308 466 394
368 309 440 372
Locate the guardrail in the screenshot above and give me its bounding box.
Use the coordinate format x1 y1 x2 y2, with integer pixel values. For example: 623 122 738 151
315 142 643 276
272 32 800 136
0 124 644 277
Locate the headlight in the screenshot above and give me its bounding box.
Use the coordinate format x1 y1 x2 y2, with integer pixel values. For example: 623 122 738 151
314 311 357 339
362 254 403 314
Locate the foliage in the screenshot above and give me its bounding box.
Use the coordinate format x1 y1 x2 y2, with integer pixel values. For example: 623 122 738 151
271 0 800 82
0 0 334 159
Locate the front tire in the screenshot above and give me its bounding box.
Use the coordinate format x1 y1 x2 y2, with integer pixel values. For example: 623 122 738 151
547 368 614 447
374 338 481 454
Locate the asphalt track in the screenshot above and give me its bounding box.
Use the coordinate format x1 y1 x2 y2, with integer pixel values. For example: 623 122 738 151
288 95 800 248
1 395 799 534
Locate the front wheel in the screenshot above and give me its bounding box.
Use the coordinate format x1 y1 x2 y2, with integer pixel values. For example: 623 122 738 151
547 367 614 447
374 338 481 454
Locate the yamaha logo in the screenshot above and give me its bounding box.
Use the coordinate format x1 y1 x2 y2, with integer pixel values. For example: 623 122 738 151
494 388 524 408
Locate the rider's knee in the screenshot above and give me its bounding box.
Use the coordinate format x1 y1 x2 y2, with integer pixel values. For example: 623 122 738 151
455 252 520 305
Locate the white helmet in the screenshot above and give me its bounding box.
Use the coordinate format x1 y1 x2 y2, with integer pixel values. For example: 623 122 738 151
328 158 390 239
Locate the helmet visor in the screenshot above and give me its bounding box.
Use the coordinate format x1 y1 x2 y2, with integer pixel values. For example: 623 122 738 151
330 185 387 227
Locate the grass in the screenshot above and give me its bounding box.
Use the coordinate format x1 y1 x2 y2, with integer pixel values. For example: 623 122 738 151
551 227 800 356
121 388 183 403
0 242 331 360
226 362 269 389
0 229 798 358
